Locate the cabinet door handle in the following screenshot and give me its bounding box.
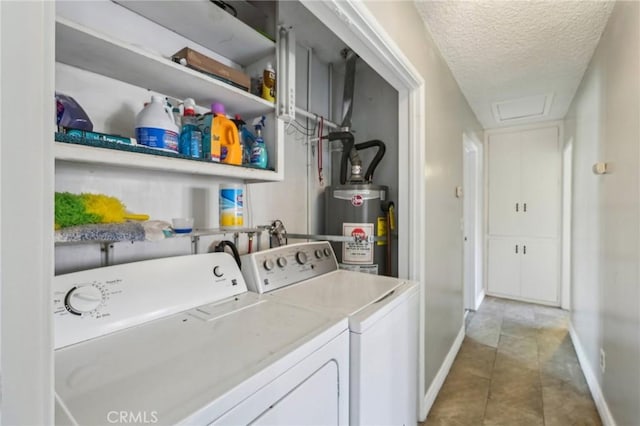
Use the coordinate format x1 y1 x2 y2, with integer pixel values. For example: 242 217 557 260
515 245 518 254
523 245 527 254
515 203 519 212
523 203 527 212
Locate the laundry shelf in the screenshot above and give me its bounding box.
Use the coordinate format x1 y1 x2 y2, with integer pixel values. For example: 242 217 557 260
114 0 275 66
55 18 275 118
55 225 268 268
55 226 267 247
55 141 281 182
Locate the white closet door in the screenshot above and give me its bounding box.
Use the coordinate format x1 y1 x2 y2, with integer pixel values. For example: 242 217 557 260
519 127 561 238
488 133 521 236
487 238 521 297
520 239 559 303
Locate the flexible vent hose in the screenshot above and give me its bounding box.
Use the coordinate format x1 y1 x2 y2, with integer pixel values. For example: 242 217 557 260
214 240 241 268
355 140 386 183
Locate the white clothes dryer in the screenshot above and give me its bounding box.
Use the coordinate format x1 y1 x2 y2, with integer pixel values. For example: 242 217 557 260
53 252 349 425
241 241 419 426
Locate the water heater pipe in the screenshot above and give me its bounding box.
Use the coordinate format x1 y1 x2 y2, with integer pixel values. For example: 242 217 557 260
354 140 386 183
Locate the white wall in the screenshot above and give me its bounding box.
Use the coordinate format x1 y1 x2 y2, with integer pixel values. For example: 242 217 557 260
363 0 483 405
564 2 640 424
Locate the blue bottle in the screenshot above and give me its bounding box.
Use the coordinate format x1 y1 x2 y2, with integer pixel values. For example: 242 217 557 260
249 116 268 168
179 98 202 158
241 127 256 165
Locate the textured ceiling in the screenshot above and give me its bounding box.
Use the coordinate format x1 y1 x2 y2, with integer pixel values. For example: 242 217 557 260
415 1 614 129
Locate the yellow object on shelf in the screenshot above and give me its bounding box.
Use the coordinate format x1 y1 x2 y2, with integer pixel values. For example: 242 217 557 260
55 192 149 229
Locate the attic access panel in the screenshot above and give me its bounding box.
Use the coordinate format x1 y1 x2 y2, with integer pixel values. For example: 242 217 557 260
492 94 554 123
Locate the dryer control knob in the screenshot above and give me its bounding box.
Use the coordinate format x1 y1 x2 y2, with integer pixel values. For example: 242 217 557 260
314 249 323 259
263 259 275 271
295 251 308 265
65 285 103 315
213 266 224 277
323 248 332 257
277 257 288 268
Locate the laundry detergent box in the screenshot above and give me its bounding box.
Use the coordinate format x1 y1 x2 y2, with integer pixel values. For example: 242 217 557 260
199 113 220 162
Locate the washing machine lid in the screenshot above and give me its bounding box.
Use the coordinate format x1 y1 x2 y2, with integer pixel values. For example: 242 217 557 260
267 270 408 317
348 280 419 333
55 293 347 426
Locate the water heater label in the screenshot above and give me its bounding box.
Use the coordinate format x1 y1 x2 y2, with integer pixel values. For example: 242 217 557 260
342 223 374 264
351 194 364 207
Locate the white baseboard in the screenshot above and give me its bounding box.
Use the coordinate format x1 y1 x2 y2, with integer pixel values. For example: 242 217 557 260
420 325 465 419
569 324 616 426
474 289 485 310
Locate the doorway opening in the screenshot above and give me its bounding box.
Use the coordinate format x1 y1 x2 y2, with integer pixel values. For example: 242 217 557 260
463 134 484 311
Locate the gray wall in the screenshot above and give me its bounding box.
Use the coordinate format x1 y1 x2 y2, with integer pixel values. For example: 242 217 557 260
364 0 483 397
564 2 640 424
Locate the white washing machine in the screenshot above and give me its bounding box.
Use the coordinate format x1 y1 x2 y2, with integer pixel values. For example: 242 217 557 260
241 241 419 426
53 252 349 425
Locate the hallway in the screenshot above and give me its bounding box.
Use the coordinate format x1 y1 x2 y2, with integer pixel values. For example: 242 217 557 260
424 297 601 425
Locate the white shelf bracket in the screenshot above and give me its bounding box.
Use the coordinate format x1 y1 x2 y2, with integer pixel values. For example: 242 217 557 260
277 25 296 121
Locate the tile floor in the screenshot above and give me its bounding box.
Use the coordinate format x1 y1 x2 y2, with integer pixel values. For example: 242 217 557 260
423 296 601 426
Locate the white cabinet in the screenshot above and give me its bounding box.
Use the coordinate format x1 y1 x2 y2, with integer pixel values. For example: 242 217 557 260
487 134 521 236
487 237 559 304
520 239 559 303
487 238 520 296
519 129 562 237
488 126 560 237
486 125 561 304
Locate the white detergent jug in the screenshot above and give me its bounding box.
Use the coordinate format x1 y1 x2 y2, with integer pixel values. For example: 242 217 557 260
135 95 179 152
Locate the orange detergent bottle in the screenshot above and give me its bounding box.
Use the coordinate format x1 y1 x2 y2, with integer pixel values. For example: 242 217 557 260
211 103 242 165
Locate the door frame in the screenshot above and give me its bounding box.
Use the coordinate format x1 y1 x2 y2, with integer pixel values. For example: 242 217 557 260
561 138 573 310
463 133 484 310
1 1 55 423
299 0 427 418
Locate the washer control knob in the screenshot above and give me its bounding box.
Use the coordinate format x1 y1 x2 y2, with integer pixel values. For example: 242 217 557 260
213 266 224 277
323 248 332 257
65 286 103 314
315 249 323 259
296 251 308 265
277 257 288 268
263 259 275 271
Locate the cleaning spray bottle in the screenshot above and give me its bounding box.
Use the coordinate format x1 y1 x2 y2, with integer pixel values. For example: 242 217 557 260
231 114 256 165
179 98 202 158
211 103 242 165
249 116 268 169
